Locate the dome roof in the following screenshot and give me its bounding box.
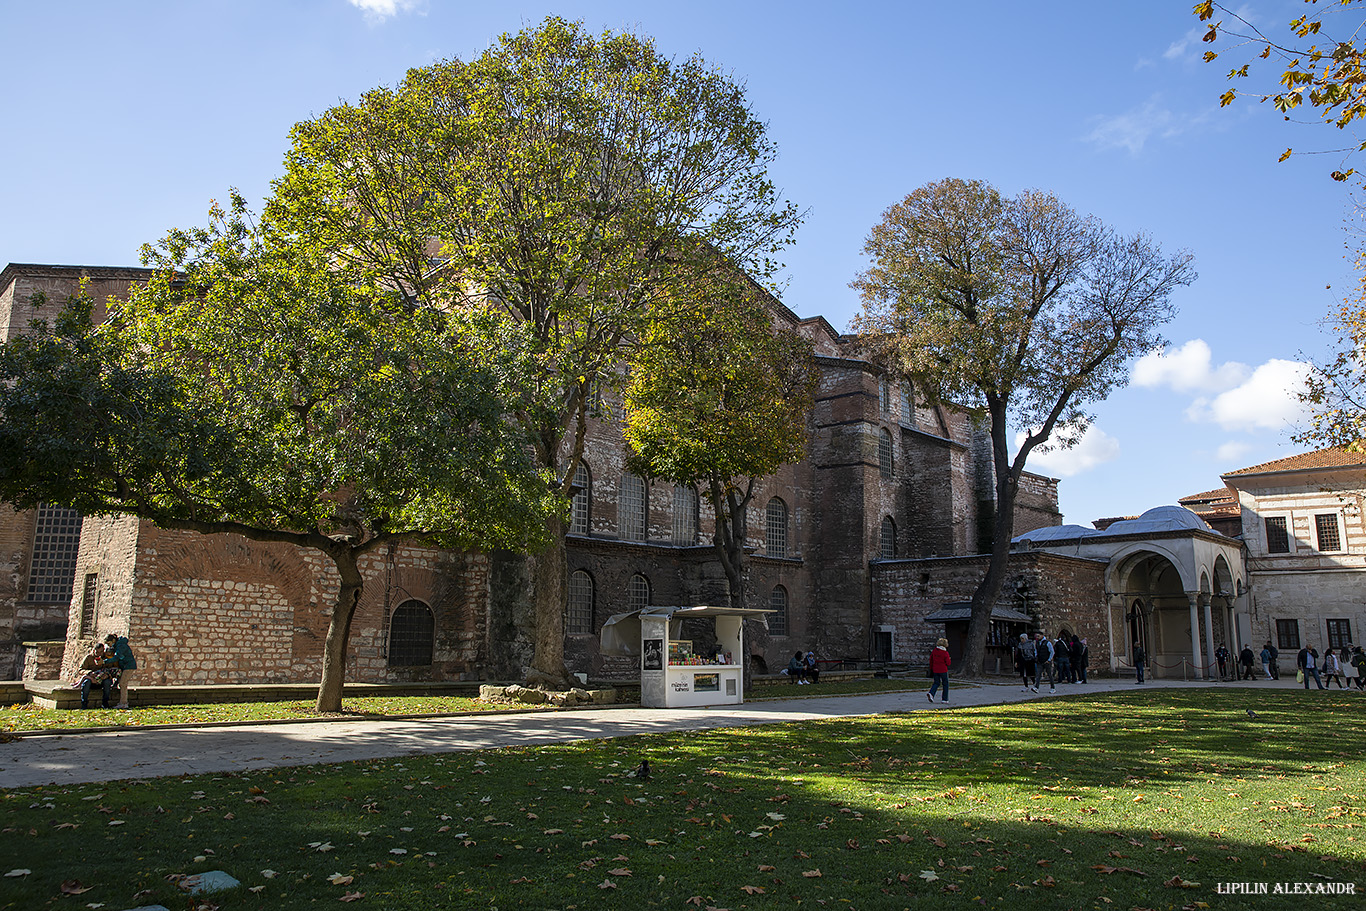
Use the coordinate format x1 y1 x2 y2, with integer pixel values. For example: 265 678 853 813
1014 505 1215 544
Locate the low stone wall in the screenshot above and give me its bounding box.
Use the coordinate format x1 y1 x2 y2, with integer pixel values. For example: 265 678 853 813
24 679 487 711
21 640 65 681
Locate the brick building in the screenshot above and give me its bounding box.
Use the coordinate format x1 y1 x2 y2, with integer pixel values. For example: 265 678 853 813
3 261 1077 686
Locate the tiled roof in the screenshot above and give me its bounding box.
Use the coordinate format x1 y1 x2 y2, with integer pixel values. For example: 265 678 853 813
1179 486 1235 504
1224 446 1366 477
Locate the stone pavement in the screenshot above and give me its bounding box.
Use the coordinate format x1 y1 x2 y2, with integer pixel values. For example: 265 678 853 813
0 675 1330 789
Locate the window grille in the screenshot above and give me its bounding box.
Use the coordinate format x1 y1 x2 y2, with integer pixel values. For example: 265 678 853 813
388 600 434 666
766 498 788 557
619 474 647 541
769 586 788 637
1264 516 1290 554
629 574 650 611
1276 618 1301 650
879 517 896 559
570 463 591 534
1315 513 1341 551
878 428 893 480
567 570 594 634
27 505 82 603
878 375 890 414
672 485 698 545
900 382 914 425
1327 619 1352 650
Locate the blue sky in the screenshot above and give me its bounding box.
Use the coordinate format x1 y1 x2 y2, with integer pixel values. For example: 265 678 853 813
1 1 1355 524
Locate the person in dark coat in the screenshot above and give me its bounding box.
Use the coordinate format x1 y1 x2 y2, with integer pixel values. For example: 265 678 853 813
1133 643 1146 684
1072 636 1089 683
1238 645 1256 680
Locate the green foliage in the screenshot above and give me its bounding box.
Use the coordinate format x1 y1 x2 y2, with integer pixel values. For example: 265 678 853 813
623 286 816 487
0 193 553 553
2 690 1363 910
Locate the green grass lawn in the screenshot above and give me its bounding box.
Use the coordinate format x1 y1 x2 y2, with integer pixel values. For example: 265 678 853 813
0 694 550 734
2 689 1363 910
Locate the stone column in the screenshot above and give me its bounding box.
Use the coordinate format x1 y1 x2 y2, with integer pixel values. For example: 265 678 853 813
1202 596 1216 680
1187 592 1204 680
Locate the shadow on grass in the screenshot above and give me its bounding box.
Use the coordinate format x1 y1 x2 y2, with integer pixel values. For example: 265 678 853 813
1 689 1364 910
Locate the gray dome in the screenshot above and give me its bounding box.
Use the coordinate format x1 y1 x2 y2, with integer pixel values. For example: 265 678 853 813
1104 505 1212 535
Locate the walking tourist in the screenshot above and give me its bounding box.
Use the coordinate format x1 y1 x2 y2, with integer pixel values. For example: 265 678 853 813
927 638 951 703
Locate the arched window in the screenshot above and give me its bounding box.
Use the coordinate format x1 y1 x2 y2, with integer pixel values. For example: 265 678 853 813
567 570 595 634
672 485 698 545
388 600 435 667
629 573 651 610
766 497 789 557
878 428 893 480
570 462 591 535
769 585 789 637
619 473 647 542
878 375 891 414
900 381 915 425
879 516 896 559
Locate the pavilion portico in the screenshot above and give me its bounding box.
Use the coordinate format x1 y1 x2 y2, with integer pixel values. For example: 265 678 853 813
1015 507 1247 679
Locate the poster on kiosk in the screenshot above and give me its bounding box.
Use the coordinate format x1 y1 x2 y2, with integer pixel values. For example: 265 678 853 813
599 606 773 708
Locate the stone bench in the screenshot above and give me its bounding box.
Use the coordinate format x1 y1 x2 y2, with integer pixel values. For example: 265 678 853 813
19 679 487 711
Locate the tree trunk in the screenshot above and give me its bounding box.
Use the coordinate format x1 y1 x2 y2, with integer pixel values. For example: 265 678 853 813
961 404 1021 679
316 546 365 713
530 511 572 688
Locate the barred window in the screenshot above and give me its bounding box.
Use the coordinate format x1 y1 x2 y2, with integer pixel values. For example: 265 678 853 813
570 462 591 535
1327 619 1352 650
878 428 893 480
78 573 98 636
27 505 82 603
672 485 698 545
388 600 434 667
629 574 650 611
879 516 896 559
878 375 891 414
567 570 594 635
1276 618 1301 651
766 497 789 557
619 473 647 542
769 585 789 637
900 381 914 425
1315 513 1341 551
1265 516 1290 554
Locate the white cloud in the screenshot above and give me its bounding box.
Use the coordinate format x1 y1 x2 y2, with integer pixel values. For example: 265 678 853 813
1193 359 1311 431
1131 339 1250 394
1216 440 1254 462
1164 24 1208 61
1015 424 1121 478
1084 98 1179 155
348 0 422 23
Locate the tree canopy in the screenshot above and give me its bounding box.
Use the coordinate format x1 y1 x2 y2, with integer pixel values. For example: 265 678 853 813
623 276 817 610
266 17 802 683
0 194 553 711
853 178 1194 675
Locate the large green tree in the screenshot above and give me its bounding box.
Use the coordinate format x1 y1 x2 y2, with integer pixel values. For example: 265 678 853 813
852 178 1194 677
266 18 801 685
622 278 817 612
0 195 553 712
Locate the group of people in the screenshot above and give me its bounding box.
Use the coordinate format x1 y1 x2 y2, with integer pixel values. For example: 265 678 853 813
71 633 137 709
1294 643 1366 690
1013 631 1090 694
785 650 821 684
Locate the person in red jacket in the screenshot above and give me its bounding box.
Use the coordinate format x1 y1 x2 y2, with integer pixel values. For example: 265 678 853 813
927 637 951 703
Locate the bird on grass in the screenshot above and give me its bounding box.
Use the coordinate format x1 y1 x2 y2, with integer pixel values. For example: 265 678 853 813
628 759 650 780
1246 709 1258 719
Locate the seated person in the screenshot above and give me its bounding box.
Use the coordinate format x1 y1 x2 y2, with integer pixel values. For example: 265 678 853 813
73 643 118 709
786 650 807 684
804 651 820 684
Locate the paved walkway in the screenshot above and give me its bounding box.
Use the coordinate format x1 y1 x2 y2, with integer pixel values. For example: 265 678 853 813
0 676 1332 789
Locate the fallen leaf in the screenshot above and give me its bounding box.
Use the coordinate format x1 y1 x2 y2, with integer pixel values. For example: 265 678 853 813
609 833 630 841
918 870 940 882
248 886 265 893
4 870 30 878
802 869 822 878
758 864 775 872
261 870 278 879
740 885 765 894
1164 875 1201 889
686 898 704 906
608 868 632 877
61 880 93 894
328 874 354 886
598 879 617 890
339 891 363 902
389 849 407 855
543 829 564 835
